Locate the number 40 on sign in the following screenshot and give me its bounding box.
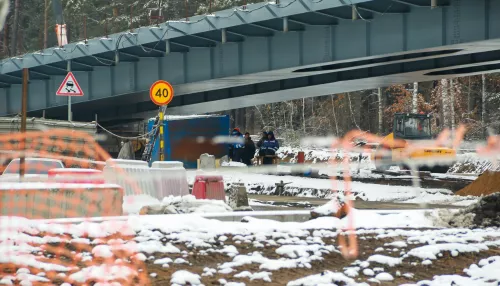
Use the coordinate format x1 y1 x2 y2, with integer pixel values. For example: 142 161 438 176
149 80 174 106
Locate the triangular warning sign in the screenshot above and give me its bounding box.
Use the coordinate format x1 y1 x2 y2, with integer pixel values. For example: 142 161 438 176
56 72 84 96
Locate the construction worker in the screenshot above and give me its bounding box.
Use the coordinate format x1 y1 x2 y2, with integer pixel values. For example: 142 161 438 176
229 128 244 162
261 131 279 165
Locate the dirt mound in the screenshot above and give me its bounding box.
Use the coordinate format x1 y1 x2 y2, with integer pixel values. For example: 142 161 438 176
456 171 500 196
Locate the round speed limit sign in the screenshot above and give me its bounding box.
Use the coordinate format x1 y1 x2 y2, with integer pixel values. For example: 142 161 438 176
149 80 174 106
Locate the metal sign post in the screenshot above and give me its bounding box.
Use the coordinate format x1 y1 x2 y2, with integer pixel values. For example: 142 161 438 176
149 80 174 162
56 62 84 121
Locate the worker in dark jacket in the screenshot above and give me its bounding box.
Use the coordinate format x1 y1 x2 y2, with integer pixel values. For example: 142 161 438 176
256 131 267 157
261 131 279 165
242 132 256 166
229 128 244 162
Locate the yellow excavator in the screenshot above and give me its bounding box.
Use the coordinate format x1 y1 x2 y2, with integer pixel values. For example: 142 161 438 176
371 113 456 173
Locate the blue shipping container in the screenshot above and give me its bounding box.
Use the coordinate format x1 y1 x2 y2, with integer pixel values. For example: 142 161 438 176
148 115 230 169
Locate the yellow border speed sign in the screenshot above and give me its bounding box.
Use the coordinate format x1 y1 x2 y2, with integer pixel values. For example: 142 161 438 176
150 80 174 106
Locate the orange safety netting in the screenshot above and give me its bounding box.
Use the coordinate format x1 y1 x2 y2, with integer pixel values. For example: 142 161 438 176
330 125 471 260
0 129 151 285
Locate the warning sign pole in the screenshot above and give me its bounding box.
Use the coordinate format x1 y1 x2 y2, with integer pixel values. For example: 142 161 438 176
67 60 72 121
159 106 165 161
149 80 175 162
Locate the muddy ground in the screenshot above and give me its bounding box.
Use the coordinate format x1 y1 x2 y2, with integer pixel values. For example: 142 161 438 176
0 229 498 285
145 232 499 286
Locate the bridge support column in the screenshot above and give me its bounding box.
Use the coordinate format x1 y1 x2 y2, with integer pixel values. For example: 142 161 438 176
221 29 227 44
165 40 170 55
283 17 288 33
431 0 437 9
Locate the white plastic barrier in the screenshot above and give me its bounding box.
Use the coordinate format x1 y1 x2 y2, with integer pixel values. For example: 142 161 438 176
103 159 189 200
152 161 184 169
149 167 189 198
106 158 148 167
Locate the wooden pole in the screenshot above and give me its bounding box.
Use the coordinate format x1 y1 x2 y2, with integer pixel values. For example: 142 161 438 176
84 15 87 43
44 0 49 49
20 68 28 177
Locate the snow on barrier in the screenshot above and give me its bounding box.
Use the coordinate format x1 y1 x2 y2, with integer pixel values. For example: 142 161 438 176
152 160 184 169
48 168 105 184
103 158 189 199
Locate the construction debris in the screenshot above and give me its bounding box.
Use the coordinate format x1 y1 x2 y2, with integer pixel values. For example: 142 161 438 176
445 193 500 228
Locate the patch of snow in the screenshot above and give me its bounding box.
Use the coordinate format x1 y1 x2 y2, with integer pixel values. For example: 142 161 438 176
464 256 500 283
275 244 336 258
375 272 394 281
367 255 402 267
153 257 173 265
287 270 369 286
122 195 161 215
234 271 272 282
406 243 488 260
170 270 201 285
160 195 233 214
363 269 375 276
221 161 247 167
69 265 137 283
219 268 234 274
344 267 359 277
385 241 407 248
422 259 432 265
174 258 188 264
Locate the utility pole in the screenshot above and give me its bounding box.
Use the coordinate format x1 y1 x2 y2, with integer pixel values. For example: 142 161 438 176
441 79 449 129
44 0 49 49
450 78 455 131
11 0 20 55
482 74 487 136
20 68 28 178
378 87 383 135
412 82 418 113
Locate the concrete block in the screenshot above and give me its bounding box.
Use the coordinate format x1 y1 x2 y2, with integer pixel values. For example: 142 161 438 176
228 182 251 211
199 153 216 170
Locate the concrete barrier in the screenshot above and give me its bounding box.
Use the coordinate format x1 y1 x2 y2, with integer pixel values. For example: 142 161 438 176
0 182 123 219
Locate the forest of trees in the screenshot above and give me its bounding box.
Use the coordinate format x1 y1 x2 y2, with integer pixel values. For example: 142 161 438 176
0 0 251 57
2 1 499 145
228 74 500 145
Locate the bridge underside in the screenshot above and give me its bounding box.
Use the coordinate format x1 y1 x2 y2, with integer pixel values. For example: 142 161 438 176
0 0 498 124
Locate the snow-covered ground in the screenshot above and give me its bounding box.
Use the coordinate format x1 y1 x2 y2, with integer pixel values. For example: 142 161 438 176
188 171 478 206
2 210 500 285
123 194 233 215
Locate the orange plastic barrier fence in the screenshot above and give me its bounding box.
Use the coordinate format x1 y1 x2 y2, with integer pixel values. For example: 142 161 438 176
0 129 151 285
